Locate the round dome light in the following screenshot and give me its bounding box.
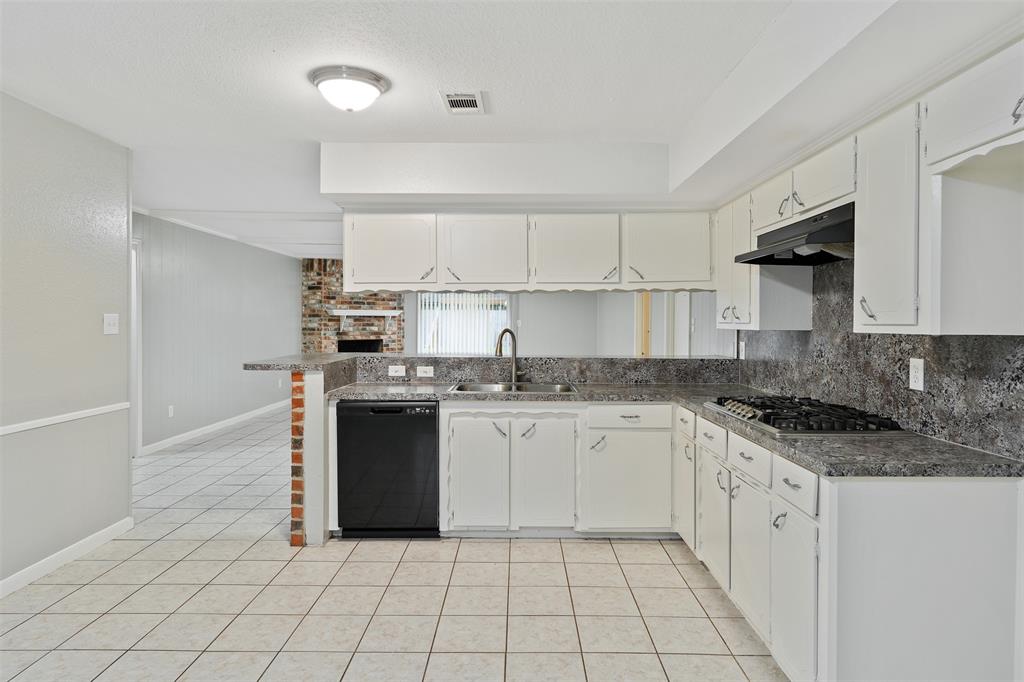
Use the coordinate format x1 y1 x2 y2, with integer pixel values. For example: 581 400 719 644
309 66 391 112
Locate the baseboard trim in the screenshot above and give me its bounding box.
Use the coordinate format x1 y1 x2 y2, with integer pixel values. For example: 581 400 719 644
0 516 134 597
141 399 290 456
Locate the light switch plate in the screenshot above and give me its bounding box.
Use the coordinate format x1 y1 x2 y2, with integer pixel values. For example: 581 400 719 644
388 365 407 377
909 358 924 391
103 313 120 335
416 366 435 378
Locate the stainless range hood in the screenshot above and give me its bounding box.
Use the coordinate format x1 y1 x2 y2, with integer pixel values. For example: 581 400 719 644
735 202 854 265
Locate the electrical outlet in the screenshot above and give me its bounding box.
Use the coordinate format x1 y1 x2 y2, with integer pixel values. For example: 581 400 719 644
277 377 283 388
738 341 746 360
103 313 119 335
167 405 174 418
388 365 407 377
416 366 435 378
909 358 924 391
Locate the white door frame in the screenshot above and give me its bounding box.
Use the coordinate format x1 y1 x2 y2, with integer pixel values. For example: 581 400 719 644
129 237 142 459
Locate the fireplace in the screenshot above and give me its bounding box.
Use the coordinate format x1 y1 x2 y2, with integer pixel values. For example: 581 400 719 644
339 338 383 353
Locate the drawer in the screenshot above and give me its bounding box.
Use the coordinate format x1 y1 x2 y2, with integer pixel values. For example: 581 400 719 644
588 404 672 429
674 405 696 439
696 417 727 457
728 433 772 487
772 456 818 517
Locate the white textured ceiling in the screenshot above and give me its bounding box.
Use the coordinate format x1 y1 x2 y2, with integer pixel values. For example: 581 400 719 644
2 1 1021 257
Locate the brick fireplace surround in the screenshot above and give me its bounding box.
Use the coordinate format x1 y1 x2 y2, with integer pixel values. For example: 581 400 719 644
301 258 404 353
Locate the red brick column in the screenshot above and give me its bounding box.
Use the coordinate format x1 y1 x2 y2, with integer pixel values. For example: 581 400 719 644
290 371 305 546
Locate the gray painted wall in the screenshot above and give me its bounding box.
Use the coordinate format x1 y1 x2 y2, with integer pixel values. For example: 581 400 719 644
0 94 131 580
134 214 300 446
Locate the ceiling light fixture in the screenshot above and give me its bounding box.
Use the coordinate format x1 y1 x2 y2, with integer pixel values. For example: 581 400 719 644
309 65 390 112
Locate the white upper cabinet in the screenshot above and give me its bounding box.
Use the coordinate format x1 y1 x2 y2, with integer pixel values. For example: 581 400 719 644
344 214 437 285
714 198 752 325
791 137 856 215
442 214 529 284
532 214 620 283
511 417 576 529
751 172 794 231
854 103 920 328
923 39 1024 164
624 213 711 284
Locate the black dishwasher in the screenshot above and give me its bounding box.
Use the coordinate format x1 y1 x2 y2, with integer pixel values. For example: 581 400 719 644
336 401 439 538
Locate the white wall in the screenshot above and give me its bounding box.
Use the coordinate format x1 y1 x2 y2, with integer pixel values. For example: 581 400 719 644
596 292 636 356
516 292 599 356
0 93 131 583
133 214 300 447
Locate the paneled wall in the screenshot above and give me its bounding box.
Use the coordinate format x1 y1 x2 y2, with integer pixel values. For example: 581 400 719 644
0 94 131 582
135 214 300 446
740 260 1024 461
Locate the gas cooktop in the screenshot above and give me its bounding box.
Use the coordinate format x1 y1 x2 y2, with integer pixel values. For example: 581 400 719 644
705 395 906 438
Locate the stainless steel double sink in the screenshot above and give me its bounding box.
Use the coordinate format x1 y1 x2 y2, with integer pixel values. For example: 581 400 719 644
448 382 577 394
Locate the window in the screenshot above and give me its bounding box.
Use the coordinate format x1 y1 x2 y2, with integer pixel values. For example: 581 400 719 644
417 292 511 355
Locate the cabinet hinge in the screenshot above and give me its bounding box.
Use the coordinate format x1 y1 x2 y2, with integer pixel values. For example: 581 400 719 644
814 542 820 558
913 294 920 311
923 142 927 159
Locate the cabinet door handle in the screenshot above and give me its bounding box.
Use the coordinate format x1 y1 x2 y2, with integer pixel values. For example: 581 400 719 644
419 266 435 280
702 431 715 440
520 423 537 439
1012 94 1024 124
590 435 607 450
601 266 618 280
772 511 788 529
679 416 689 426
716 470 727 493
738 451 754 462
792 190 805 208
446 267 462 282
491 421 507 438
628 265 646 280
782 477 802 491
721 306 730 321
777 195 790 217
730 305 739 321
859 296 878 321
730 484 740 499
684 444 693 462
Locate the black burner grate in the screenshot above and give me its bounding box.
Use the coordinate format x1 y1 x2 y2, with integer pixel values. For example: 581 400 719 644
714 396 902 433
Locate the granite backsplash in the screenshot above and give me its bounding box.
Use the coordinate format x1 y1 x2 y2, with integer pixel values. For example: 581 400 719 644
739 260 1024 462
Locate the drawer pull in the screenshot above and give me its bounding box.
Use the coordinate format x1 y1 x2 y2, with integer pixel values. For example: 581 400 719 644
772 512 788 529
702 431 715 440
782 477 802 491
619 414 641 421
679 416 689 425
520 423 537 439
491 422 507 438
738 451 754 462
590 435 607 451
716 470 727 493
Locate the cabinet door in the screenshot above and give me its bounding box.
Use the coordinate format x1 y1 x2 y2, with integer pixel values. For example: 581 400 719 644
583 430 671 529
511 417 576 528
533 214 620 283
924 39 1024 164
714 204 735 324
729 197 752 324
442 215 529 284
450 417 509 528
770 500 818 682
625 213 711 283
673 436 697 549
347 214 437 283
730 477 770 638
854 103 920 326
751 172 793 231
696 450 730 589
791 138 856 215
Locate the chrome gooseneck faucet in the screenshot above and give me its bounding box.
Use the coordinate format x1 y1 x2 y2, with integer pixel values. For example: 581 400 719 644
495 328 518 387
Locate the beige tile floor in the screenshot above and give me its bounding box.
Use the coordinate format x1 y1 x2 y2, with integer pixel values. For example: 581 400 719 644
0 410 789 681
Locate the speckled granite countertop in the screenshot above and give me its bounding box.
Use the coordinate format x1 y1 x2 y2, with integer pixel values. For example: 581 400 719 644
326 382 1024 478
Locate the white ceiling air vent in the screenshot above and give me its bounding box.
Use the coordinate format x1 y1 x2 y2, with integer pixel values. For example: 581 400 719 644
442 92 484 115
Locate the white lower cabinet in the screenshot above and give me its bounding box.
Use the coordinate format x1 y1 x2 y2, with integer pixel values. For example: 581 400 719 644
769 498 818 682
672 434 696 548
581 429 672 530
510 417 576 528
448 416 511 528
696 449 731 589
729 475 771 638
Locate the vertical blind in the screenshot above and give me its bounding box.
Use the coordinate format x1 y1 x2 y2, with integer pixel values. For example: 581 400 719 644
417 292 511 354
